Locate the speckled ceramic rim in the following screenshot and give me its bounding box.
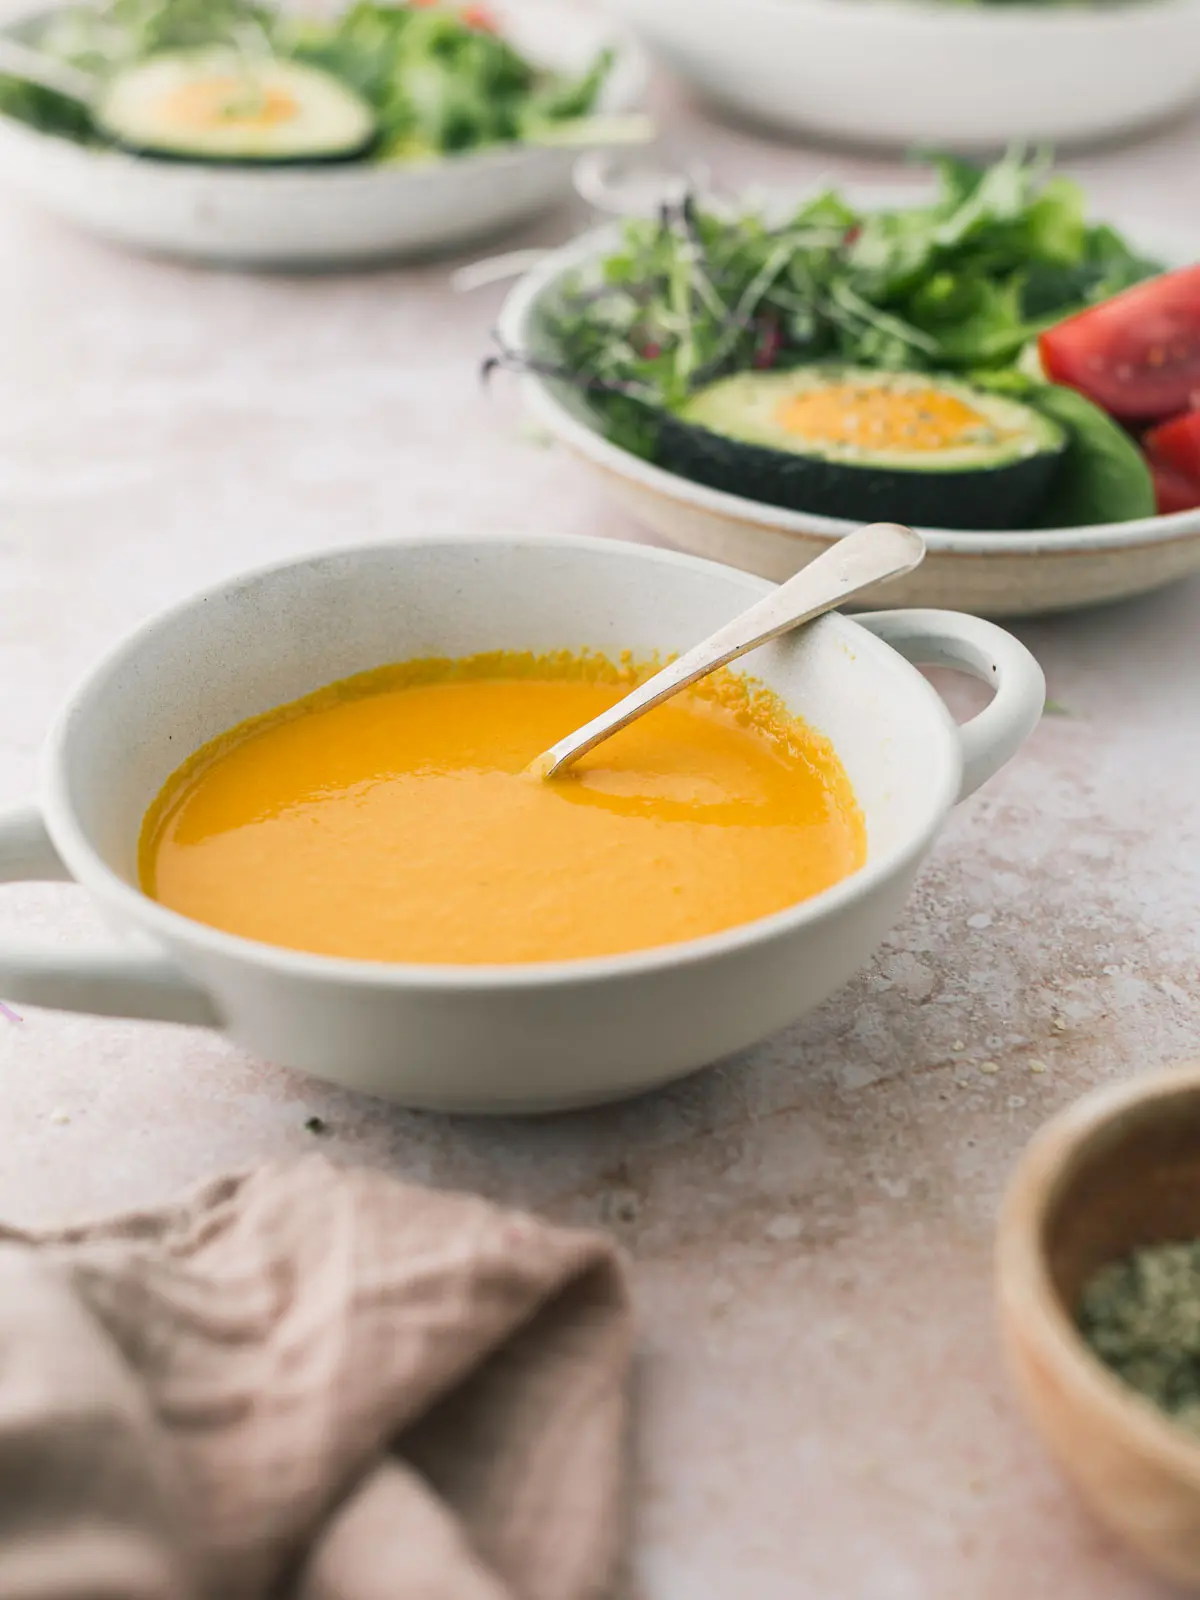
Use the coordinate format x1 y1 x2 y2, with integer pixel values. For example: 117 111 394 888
649 0 1200 30
36 533 968 993
997 1065 1200 1480
495 201 1200 559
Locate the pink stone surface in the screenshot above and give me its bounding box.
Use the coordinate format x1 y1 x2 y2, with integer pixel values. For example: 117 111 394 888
2 54 1200 1599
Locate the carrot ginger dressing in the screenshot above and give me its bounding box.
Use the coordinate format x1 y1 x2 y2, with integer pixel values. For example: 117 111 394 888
139 651 866 965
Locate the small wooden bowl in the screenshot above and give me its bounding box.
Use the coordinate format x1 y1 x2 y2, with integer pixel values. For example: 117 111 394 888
997 1063 1200 1587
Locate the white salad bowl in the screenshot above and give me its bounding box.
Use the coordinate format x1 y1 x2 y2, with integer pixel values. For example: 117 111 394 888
494 200 1200 618
0 535 1044 1113
604 0 1200 152
0 0 648 268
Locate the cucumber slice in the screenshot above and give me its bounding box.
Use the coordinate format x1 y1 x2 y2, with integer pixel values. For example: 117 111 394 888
95 50 376 165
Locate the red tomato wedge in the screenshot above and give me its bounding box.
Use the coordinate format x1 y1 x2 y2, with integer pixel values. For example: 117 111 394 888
1144 409 1200 513
1149 459 1200 516
1039 265 1200 423
1143 408 1200 479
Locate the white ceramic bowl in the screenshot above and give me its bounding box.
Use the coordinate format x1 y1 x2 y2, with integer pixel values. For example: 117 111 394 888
495 197 1200 618
604 0 1200 151
0 535 1044 1112
0 1 648 267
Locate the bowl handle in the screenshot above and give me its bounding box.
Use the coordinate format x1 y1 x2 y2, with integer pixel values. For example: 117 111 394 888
0 804 220 1025
854 609 1045 803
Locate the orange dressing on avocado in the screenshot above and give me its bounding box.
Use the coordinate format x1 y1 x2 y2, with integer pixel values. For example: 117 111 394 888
160 79 300 130
775 383 1006 452
139 652 865 965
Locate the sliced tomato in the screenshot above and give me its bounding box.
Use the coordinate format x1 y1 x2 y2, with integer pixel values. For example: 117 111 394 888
1039 264 1200 423
1141 407 1200 513
1149 459 1200 516
1143 407 1200 478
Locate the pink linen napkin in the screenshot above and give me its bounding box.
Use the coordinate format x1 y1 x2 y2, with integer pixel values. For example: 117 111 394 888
0 1155 633 1600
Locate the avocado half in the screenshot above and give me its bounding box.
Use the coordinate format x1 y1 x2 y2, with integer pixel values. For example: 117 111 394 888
659 366 1067 531
94 50 377 165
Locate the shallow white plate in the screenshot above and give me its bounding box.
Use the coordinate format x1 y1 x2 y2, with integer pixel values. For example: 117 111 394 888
494 184 1200 617
0 0 649 267
604 0 1200 152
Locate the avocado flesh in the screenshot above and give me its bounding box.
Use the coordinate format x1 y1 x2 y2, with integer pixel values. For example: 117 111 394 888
661 367 1067 531
95 50 377 165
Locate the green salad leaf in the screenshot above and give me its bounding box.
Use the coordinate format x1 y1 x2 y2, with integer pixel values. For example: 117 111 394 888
971 363 1157 523
0 77 96 142
0 0 615 161
1029 384 1156 527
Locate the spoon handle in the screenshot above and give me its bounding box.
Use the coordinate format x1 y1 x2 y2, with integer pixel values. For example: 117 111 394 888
538 521 924 778
0 39 98 104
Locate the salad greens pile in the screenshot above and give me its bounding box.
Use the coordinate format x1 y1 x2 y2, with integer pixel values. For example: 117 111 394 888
289 5 613 158
0 0 615 161
523 148 1161 523
540 149 1156 419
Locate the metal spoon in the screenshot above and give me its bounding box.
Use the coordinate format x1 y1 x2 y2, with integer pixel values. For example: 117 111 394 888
533 521 925 780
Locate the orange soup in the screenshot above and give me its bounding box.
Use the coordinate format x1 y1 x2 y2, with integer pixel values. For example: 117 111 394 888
139 652 865 965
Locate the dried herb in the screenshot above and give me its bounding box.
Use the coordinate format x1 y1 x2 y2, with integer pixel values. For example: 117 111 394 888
1078 1240 1200 1432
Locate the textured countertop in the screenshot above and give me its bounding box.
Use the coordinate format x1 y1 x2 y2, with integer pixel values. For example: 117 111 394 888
2 54 1200 1600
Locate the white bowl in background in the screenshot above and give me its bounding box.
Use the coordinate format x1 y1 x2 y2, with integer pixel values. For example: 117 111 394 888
0 1 649 267
494 190 1200 618
0 535 1043 1112
603 0 1200 152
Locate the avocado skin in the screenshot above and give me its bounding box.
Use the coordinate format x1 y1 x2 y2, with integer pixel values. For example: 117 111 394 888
103 131 379 167
656 412 1065 531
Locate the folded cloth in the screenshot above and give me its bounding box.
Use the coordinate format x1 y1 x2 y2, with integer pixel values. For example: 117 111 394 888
0 1156 633 1600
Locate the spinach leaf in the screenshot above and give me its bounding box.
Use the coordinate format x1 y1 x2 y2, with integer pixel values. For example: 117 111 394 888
1020 175 1087 265
1022 220 1162 318
0 76 97 141
523 45 614 125
1030 385 1156 526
